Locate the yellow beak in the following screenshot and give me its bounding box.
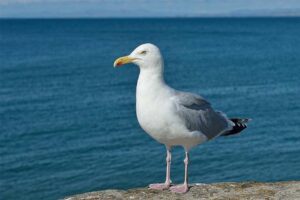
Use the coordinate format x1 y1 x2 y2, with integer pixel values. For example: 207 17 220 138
113 56 136 67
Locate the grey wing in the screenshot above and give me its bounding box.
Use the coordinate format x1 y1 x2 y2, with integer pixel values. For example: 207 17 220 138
173 91 233 140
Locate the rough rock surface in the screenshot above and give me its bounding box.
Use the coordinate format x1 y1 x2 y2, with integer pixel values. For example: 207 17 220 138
65 181 300 200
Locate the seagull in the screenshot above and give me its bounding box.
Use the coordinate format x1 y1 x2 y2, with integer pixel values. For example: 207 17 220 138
113 43 249 193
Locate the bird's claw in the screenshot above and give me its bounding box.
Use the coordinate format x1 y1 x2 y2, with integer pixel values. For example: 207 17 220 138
149 183 170 190
169 184 189 193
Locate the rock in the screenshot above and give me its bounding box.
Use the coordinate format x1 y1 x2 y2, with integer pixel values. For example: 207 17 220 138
64 181 300 200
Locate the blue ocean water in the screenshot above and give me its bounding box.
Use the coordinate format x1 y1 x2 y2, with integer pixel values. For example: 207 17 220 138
1 18 300 200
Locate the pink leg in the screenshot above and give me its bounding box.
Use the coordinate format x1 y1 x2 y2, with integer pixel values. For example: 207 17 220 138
170 151 189 193
149 146 172 190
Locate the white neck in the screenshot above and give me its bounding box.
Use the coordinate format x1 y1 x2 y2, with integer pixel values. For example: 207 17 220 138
136 64 168 100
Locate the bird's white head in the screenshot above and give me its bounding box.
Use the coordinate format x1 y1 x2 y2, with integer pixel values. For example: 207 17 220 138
113 43 163 71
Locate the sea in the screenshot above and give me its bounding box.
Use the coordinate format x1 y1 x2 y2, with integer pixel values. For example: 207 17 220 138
1 18 300 200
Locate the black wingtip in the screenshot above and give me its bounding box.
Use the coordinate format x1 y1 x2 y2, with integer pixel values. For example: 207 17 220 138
222 118 250 136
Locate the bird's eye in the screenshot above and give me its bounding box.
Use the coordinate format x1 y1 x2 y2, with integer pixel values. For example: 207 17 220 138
140 50 147 55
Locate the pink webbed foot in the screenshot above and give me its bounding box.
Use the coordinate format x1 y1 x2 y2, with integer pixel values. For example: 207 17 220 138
170 184 189 193
149 183 170 190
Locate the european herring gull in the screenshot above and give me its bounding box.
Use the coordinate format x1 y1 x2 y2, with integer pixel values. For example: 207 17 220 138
113 43 249 193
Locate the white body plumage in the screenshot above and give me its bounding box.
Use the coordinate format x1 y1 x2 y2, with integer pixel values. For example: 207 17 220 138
136 68 208 150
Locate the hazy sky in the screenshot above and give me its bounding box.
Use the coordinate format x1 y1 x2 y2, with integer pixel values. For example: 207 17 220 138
1 0 300 18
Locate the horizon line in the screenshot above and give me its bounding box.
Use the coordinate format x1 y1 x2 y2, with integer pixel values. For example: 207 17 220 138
1 16 300 20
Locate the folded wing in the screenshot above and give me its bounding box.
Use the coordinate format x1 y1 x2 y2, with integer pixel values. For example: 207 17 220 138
173 91 233 140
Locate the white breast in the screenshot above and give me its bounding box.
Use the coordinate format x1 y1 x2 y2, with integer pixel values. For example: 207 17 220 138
135 70 190 145
136 78 169 142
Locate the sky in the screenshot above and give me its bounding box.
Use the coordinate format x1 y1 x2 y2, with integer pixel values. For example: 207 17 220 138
0 0 300 18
